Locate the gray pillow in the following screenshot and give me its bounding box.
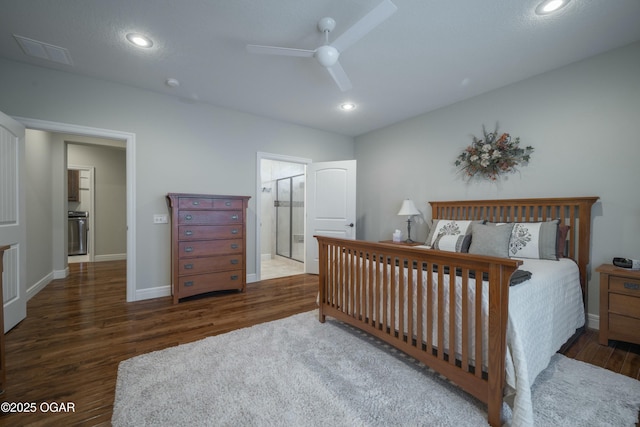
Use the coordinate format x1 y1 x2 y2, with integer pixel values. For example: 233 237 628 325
468 223 514 258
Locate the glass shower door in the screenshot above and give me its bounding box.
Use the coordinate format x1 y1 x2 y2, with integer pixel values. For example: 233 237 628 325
275 174 304 262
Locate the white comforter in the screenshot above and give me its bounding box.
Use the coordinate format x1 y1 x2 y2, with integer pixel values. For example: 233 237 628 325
504 258 585 427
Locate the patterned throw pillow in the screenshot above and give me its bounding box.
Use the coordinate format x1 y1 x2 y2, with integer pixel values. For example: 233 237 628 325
508 220 560 260
432 234 472 252
425 220 479 252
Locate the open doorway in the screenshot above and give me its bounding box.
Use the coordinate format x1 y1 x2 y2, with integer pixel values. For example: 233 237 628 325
17 116 137 302
256 153 310 281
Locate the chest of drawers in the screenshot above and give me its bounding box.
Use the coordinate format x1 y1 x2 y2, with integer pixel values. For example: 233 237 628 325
597 264 640 345
167 193 250 303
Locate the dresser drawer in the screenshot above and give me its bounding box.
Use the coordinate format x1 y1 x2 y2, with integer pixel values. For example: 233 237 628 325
178 198 244 210
610 276 640 295
178 270 244 298
178 197 214 210
178 210 242 225
178 225 243 241
178 255 242 275
212 199 244 210
179 239 243 258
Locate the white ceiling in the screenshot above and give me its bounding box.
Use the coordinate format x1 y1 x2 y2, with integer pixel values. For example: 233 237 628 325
1 0 639 137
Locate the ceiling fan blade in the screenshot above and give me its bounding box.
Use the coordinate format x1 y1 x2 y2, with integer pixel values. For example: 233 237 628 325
331 0 397 53
326 61 353 92
246 44 315 58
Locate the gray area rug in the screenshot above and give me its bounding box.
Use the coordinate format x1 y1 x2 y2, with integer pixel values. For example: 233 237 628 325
113 310 640 427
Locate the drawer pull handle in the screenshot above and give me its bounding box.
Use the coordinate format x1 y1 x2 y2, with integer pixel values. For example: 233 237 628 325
185 214 193 220
231 244 238 249
231 229 239 234
231 214 239 220
230 259 239 265
231 275 239 280
184 263 193 269
192 201 200 206
184 230 193 236
624 282 640 290
184 247 193 253
225 201 232 206
184 281 194 287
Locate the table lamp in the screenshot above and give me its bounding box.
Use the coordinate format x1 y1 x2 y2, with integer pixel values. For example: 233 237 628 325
397 199 420 243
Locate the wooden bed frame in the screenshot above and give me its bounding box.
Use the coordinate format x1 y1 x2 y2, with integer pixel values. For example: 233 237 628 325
316 197 598 427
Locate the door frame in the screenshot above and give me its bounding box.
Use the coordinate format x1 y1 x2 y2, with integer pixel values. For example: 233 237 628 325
14 116 137 302
255 152 311 282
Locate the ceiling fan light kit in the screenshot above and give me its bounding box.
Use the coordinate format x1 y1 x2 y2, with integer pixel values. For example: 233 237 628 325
246 0 397 92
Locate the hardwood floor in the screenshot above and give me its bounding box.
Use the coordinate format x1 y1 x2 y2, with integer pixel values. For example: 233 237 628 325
0 260 638 426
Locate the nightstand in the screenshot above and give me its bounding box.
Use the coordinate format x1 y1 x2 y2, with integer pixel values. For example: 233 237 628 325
379 240 424 247
597 264 640 346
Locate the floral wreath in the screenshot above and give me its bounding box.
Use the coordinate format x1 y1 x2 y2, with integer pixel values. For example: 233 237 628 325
455 124 534 180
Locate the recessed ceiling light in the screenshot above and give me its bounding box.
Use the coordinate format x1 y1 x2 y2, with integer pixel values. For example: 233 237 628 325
340 103 356 111
165 78 180 88
126 33 153 48
535 0 570 15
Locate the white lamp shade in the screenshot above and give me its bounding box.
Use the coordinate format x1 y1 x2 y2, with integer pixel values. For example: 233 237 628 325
397 199 420 216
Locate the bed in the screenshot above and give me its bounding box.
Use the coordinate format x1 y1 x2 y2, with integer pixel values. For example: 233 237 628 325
316 197 598 427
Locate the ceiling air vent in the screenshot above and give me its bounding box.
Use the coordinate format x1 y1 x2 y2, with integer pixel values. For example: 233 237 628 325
13 34 73 66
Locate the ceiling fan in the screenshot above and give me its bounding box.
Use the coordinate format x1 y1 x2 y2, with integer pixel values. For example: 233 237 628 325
246 0 397 92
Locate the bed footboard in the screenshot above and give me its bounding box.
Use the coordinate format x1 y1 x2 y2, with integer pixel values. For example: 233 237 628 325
315 236 521 427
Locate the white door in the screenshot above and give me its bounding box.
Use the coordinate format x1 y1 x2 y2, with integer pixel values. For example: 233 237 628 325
305 160 357 274
0 111 27 332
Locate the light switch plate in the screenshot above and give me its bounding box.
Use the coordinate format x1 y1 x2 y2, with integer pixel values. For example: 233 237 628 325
153 214 168 224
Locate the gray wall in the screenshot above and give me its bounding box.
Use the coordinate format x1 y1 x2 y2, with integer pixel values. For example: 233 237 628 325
0 57 354 296
24 129 54 296
355 41 640 320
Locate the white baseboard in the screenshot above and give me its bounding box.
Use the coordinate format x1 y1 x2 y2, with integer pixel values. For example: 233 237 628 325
261 253 271 261
135 274 257 301
135 285 171 301
27 272 53 301
94 253 127 262
587 313 599 330
53 267 69 279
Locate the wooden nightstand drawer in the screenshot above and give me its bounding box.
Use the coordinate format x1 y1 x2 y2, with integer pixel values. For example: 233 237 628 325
609 293 640 318
610 276 640 295
609 314 640 341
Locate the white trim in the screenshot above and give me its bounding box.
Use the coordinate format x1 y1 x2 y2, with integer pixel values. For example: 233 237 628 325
94 253 127 262
13 116 137 302
247 273 257 283
27 272 53 301
587 313 599 330
53 267 69 280
255 152 311 282
135 285 170 301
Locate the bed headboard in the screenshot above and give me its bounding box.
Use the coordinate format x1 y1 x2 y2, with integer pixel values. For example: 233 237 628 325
429 197 599 298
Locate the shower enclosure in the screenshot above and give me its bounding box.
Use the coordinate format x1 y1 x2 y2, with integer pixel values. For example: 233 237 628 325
275 174 304 262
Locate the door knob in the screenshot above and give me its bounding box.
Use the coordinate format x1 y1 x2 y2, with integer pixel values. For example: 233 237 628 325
346 223 354 228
